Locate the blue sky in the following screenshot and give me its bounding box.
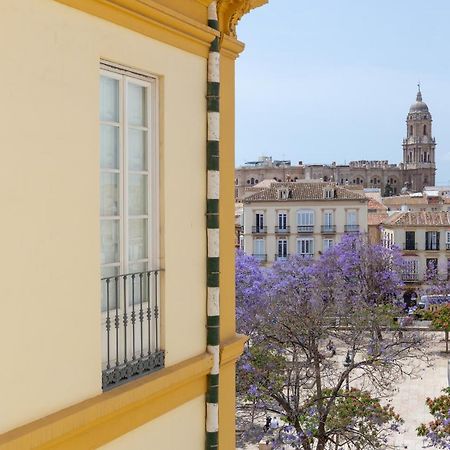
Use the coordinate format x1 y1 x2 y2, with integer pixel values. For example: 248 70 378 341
235 1 450 184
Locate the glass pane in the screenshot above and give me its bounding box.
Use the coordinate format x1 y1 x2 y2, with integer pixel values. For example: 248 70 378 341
100 172 120 216
100 220 120 265
128 128 147 171
128 174 148 215
100 125 119 170
129 219 148 261
128 83 146 127
100 76 119 122
101 266 119 311
128 262 149 305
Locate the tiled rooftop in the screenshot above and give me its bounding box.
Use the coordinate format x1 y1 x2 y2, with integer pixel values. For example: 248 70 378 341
368 213 389 226
383 211 450 227
243 182 367 202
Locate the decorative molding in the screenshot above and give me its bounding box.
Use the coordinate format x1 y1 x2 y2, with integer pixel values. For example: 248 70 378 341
217 0 267 37
0 354 213 450
55 0 219 58
220 333 248 366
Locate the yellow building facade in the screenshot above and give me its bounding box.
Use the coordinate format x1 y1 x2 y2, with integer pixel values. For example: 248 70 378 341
0 0 266 448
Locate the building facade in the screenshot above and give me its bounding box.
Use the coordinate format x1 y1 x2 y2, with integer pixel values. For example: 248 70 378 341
242 183 368 263
381 212 450 301
0 1 266 449
236 88 437 200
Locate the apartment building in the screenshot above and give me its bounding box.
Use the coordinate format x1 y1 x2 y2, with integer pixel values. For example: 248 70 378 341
383 192 450 213
0 1 266 449
382 212 450 299
242 183 368 263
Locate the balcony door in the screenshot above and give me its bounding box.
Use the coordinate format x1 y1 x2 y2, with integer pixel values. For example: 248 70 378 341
277 239 288 259
278 212 287 230
255 212 264 231
405 231 415 250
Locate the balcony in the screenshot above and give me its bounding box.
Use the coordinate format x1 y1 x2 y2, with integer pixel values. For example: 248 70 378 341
101 270 164 391
321 225 336 234
252 226 267 234
344 225 360 233
275 254 290 261
253 254 267 262
446 243 450 250
403 242 418 251
297 225 314 233
298 253 313 258
402 272 419 282
425 245 440 251
275 226 290 234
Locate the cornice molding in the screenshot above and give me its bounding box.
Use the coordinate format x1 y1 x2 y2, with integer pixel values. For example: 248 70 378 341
217 0 268 37
55 0 219 58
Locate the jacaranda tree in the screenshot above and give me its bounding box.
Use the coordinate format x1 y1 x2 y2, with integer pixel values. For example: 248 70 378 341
236 234 428 450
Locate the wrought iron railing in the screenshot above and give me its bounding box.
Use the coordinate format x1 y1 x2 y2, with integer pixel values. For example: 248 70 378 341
275 254 289 261
447 243 450 250
252 226 267 234
402 272 419 282
321 225 336 234
253 254 267 262
101 270 164 390
297 225 314 233
275 226 290 234
344 225 359 233
403 242 418 250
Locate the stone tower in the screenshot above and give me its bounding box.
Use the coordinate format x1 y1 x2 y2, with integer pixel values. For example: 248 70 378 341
402 86 436 190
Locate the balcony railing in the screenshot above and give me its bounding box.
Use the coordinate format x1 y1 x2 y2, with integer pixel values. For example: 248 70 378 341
321 225 336 234
252 226 267 234
298 253 314 258
425 245 440 251
446 243 450 250
275 226 290 234
101 270 164 391
402 272 419 282
403 242 418 251
297 225 314 233
275 254 289 261
253 254 267 262
344 225 360 233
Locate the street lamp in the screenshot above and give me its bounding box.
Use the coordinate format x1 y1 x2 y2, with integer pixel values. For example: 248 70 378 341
343 350 351 391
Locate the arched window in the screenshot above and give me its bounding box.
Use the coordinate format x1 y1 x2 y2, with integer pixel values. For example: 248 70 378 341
423 124 427 136
255 179 258 184
410 125 413 136
250 177 255 185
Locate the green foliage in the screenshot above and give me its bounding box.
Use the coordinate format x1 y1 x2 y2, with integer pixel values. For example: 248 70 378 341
432 305 450 331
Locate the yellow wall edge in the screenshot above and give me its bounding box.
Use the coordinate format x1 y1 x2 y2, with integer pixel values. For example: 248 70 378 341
54 0 219 58
0 354 212 450
220 334 248 367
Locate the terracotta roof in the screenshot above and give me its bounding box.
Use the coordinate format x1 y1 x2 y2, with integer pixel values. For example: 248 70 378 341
368 198 387 211
382 211 450 227
244 182 367 202
382 196 427 206
368 213 389 226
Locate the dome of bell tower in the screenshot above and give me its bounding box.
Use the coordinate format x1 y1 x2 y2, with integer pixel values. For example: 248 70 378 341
409 86 429 114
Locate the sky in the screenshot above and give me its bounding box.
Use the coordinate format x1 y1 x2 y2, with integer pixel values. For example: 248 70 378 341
235 0 450 185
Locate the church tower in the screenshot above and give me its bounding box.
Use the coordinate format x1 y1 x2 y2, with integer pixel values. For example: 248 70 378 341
402 86 436 190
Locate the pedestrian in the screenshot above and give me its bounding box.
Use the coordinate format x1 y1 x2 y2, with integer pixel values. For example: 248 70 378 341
270 416 279 430
263 416 272 432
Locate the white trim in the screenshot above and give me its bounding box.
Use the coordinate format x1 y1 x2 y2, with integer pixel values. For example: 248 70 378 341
207 288 220 316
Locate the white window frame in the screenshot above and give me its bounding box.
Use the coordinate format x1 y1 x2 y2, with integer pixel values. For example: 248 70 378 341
277 211 288 230
254 238 265 256
100 63 159 307
323 210 334 226
323 238 333 251
297 238 314 256
277 238 288 258
346 209 358 225
297 209 315 226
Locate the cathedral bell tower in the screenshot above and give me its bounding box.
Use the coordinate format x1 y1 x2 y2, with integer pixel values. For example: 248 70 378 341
402 86 436 189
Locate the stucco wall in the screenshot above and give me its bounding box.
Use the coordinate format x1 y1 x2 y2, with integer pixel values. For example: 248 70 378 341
0 0 206 433
242 200 368 261
100 395 205 450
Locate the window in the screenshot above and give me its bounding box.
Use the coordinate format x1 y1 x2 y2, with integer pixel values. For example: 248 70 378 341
410 125 413 136
346 210 357 225
298 210 314 226
277 239 288 259
423 124 427 136
100 63 161 390
403 259 419 282
297 238 313 256
255 212 264 231
323 210 334 226
323 239 333 252
277 211 288 231
100 65 158 311
446 231 450 250
324 189 334 199
405 231 415 250
425 231 440 251
253 239 265 260
426 258 438 273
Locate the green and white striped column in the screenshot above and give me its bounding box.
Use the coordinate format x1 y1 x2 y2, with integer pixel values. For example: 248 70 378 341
206 2 220 449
